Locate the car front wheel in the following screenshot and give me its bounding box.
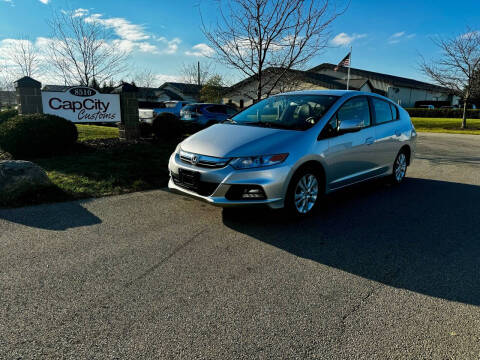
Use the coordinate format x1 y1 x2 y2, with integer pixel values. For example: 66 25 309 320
285 167 323 216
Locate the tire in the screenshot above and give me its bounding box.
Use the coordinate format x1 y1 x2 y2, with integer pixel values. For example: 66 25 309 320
285 166 323 217
390 150 408 184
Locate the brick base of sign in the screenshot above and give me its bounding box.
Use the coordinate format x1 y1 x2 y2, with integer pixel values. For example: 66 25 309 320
118 123 140 141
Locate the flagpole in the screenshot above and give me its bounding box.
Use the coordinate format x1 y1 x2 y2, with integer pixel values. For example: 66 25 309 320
347 46 352 90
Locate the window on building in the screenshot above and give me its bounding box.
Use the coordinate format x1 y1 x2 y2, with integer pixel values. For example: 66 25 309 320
239 99 244 109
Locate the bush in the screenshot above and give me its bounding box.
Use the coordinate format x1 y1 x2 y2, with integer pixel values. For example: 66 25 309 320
0 114 78 158
0 109 18 125
139 121 153 138
405 108 480 118
151 112 184 140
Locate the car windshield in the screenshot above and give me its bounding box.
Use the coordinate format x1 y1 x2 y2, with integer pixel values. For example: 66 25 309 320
230 95 339 130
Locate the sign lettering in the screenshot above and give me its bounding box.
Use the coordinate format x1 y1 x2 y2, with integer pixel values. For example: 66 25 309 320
42 87 121 123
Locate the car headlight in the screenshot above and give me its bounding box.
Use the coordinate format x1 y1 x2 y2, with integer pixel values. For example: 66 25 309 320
230 153 289 169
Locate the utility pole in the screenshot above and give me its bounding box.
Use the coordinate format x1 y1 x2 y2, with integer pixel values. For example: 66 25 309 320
197 61 201 86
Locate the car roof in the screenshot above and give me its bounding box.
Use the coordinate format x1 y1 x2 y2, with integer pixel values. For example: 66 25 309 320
187 103 231 106
275 89 395 104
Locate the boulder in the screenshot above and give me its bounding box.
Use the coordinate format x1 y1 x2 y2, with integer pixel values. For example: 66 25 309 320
0 160 51 199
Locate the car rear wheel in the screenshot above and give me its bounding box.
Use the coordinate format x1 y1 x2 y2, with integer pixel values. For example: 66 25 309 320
391 151 408 184
285 167 323 217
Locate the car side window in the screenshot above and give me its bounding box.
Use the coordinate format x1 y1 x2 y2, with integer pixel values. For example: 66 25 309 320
372 98 394 124
337 96 371 127
390 103 399 120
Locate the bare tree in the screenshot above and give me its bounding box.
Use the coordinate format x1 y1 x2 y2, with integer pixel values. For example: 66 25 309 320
48 9 128 86
6 36 42 78
0 62 15 91
130 68 158 87
202 0 343 101
420 29 480 128
179 61 214 85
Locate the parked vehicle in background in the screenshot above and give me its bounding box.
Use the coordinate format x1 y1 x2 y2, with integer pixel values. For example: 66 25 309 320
153 101 191 119
419 104 434 109
139 108 155 123
180 103 238 129
169 90 417 216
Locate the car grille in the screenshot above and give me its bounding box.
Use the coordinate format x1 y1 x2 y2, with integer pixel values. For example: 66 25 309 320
179 150 230 169
172 172 220 197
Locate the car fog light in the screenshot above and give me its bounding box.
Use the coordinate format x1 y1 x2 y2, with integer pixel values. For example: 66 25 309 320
242 188 264 199
225 185 266 200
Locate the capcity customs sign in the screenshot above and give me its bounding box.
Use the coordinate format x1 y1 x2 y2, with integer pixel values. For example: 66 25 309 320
41 87 121 123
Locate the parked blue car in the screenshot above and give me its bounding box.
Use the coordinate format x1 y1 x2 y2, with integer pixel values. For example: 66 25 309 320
153 101 191 120
180 103 238 128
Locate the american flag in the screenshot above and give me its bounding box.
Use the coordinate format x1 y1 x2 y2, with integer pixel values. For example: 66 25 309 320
334 52 351 71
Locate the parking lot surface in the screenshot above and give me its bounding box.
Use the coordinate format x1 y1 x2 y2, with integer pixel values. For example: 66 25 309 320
1 133 479 359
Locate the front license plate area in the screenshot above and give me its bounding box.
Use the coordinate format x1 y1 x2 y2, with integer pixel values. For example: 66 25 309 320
178 168 200 190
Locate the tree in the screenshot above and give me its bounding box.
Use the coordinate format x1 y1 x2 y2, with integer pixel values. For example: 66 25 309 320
200 75 225 103
202 0 343 102
130 68 158 88
420 29 480 128
0 62 15 91
180 61 214 85
48 9 128 86
6 36 42 78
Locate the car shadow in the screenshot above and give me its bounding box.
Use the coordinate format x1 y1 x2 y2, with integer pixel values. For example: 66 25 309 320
0 200 102 231
222 177 480 306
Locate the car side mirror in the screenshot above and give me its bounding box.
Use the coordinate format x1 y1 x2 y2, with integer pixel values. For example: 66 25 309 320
337 119 364 134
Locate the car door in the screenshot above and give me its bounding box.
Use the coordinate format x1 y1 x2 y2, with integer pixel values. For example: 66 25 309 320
370 97 401 172
323 96 378 190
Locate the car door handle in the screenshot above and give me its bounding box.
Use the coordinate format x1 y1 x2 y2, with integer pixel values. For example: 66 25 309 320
365 137 375 145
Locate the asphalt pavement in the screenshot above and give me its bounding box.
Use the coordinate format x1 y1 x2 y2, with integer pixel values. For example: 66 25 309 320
1 132 479 359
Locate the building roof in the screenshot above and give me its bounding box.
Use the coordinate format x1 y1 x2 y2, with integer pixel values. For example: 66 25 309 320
42 84 72 92
309 63 450 92
225 67 375 94
160 82 203 96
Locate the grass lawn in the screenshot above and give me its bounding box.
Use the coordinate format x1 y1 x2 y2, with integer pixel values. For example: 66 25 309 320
411 117 480 135
28 142 175 205
1 124 177 207
76 124 119 141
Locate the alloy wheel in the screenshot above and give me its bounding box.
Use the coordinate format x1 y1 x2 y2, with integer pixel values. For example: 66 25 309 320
294 174 319 214
394 153 407 182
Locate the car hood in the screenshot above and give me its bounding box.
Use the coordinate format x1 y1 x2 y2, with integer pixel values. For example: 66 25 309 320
180 124 302 158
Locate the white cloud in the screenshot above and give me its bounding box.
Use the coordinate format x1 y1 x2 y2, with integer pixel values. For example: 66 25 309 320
331 33 367 46
72 8 89 17
69 9 180 55
155 73 182 84
391 31 405 38
85 13 149 42
388 31 416 44
38 0 50 3
185 43 214 57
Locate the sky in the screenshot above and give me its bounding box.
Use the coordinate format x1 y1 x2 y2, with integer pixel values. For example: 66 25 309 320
0 0 479 86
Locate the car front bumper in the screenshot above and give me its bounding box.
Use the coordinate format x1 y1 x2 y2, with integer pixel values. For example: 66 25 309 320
167 152 291 209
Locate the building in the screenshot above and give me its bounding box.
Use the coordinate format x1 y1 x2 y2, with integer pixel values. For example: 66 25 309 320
223 63 458 108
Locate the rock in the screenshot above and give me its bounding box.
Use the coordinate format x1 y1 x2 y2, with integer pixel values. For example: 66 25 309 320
0 160 51 198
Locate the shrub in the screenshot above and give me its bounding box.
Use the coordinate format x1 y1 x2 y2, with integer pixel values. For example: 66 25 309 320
405 108 480 119
0 114 78 158
139 121 153 138
0 109 18 125
151 112 184 140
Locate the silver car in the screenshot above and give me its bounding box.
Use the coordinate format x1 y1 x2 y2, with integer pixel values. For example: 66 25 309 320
168 90 417 216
